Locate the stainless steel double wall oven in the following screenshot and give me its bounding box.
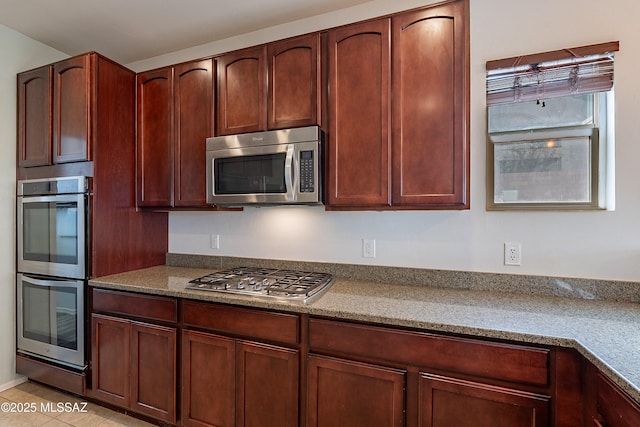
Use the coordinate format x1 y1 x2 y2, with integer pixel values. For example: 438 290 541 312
16 176 89 369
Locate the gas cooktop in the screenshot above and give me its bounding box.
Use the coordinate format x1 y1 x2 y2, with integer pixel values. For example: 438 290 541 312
186 267 334 303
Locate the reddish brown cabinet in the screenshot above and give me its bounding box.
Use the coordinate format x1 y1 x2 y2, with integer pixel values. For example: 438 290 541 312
216 34 322 135
17 66 52 167
307 354 405 427
308 318 554 427
327 0 469 210
267 33 322 130
586 363 640 427
217 46 267 135
326 18 392 207
419 373 549 427
18 52 129 168
53 55 91 163
89 290 178 424
391 0 469 208
182 302 300 427
137 59 213 208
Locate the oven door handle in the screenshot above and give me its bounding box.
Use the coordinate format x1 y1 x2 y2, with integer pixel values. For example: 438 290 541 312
20 273 82 288
284 144 296 201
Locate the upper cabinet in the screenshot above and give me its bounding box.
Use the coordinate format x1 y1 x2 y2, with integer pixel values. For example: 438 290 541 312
327 0 469 210
17 66 52 167
18 53 98 167
327 19 392 207
216 46 267 135
216 33 322 135
267 33 322 130
137 59 213 208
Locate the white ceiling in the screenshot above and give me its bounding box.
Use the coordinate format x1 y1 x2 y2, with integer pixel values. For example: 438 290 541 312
0 0 372 64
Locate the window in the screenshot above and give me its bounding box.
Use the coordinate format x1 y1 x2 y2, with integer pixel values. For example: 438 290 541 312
486 42 618 210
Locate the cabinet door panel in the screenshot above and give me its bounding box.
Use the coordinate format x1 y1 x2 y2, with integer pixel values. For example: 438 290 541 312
392 0 468 207
131 322 176 423
217 46 267 135
136 68 173 207
327 19 391 207
268 34 321 129
237 341 299 427
174 59 213 207
90 314 130 407
18 66 52 167
307 355 404 427
419 373 549 427
53 55 90 163
182 330 235 427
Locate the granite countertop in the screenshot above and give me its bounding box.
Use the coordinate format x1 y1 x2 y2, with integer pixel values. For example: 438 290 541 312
89 264 640 404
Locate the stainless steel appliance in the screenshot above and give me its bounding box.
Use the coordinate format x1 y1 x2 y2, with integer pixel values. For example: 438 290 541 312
206 126 323 206
16 176 89 368
186 267 334 303
17 274 85 368
17 176 88 280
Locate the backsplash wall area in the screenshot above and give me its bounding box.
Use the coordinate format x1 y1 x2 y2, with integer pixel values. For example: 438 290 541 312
163 0 640 283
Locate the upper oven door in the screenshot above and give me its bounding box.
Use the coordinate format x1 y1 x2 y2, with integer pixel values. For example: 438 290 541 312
207 140 321 206
17 193 86 279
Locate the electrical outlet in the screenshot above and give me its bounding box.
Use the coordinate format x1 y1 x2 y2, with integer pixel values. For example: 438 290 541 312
210 234 220 249
362 239 376 258
504 242 521 266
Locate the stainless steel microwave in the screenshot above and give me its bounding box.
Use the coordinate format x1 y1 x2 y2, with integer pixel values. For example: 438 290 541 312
206 126 323 206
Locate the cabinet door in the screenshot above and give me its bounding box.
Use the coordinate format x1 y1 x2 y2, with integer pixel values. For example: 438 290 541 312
182 330 235 427
174 59 213 207
131 322 177 423
267 33 321 129
595 372 640 427
53 54 91 163
217 46 267 135
391 0 469 208
17 66 52 167
327 19 391 207
136 67 174 207
419 373 549 427
237 341 299 427
307 354 405 427
90 314 131 408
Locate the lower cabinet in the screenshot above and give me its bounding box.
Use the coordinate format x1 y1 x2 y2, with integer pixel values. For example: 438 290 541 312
306 355 405 427
90 314 177 423
419 373 549 427
181 329 299 427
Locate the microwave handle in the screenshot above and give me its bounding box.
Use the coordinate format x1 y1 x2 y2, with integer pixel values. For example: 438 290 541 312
284 144 296 201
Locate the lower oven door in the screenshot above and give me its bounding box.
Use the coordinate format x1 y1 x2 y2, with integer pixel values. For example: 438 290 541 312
17 274 85 368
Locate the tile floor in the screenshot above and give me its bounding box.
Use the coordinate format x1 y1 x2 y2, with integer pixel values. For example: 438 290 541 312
0 381 155 426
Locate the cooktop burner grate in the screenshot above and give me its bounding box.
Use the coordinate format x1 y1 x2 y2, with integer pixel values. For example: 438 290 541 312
186 267 334 303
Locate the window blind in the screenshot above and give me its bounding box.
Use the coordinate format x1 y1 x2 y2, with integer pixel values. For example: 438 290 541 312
486 41 619 106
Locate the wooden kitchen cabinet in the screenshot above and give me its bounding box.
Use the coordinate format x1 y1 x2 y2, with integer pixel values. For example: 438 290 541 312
90 289 178 424
216 33 322 135
136 58 213 208
267 33 322 130
217 46 267 135
182 301 300 427
307 354 405 427
53 54 92 163
584 361 640 427
18 52 131 168
308 317 553 427
391 0 469 208
327 18 391 207
17 66 52 167
419 373 549 427
327 0 469 209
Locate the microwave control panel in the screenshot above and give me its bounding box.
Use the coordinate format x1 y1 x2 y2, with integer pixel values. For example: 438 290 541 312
300 150 315 193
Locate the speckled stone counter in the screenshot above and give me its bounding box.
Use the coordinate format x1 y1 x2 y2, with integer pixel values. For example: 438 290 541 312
89 263 640 405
